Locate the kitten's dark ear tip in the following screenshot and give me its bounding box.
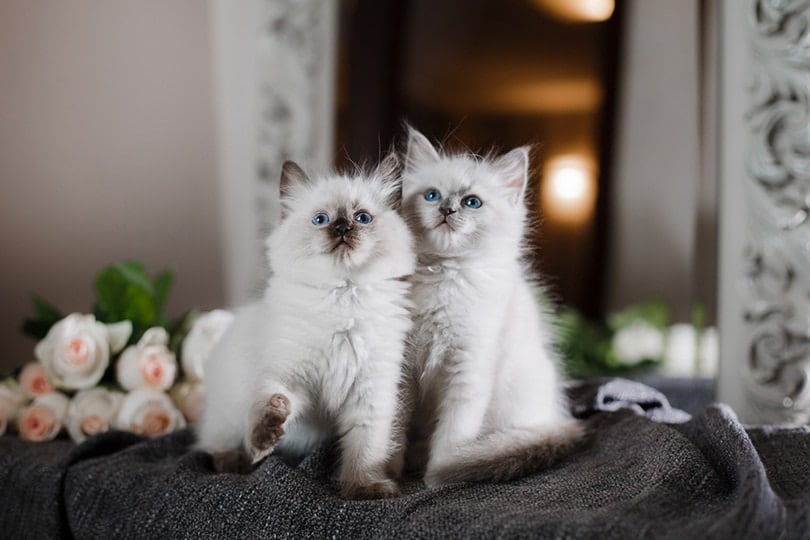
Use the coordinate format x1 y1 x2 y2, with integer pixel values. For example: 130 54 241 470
281 160 304 176
279 160 311 216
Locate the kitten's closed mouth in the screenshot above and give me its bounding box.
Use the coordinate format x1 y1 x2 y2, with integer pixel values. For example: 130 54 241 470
331 238 355 252
435 219 455 231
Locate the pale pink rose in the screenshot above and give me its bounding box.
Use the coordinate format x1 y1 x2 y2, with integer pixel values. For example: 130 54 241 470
19 361 54 398
18 392 69 442
169 380 205 423
181 310 234 382
34 314 132 390
66 388 124 444
115 388 186 438
0 380 27 436
116 328 177 392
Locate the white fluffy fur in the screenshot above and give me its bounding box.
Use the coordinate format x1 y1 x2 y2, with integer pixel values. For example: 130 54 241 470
196 158 414 498
401 128 583 487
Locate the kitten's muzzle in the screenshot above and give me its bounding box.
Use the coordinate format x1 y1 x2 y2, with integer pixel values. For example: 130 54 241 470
331 217 353 237
440 206 458 217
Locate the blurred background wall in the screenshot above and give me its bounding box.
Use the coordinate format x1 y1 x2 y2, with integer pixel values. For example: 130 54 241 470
0 1 225 370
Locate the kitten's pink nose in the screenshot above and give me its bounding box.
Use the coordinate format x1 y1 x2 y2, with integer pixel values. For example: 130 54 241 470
440 206 457 217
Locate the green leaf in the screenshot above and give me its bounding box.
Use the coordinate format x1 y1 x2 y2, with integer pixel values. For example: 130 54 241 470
152 268 175 328
94 261 157 327
21 318 56 341
691 302 706 330
153 268 174 314
31 294 63 322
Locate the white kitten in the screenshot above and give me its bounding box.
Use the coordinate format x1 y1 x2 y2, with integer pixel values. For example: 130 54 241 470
400 128 584 487
196 156 415 499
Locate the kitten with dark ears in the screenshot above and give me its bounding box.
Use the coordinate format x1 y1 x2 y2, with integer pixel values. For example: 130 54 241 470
399 127 584 487
196 155 415 499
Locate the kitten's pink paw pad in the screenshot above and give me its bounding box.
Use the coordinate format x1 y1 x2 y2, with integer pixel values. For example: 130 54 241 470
268 393 290 414
249 393 290 461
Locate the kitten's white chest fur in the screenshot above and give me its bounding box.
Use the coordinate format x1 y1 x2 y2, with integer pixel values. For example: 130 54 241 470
291 278 411 412
412 260 508 380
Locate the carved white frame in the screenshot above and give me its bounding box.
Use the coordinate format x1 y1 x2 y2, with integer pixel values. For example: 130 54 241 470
209 0 337 304
719 0 810 425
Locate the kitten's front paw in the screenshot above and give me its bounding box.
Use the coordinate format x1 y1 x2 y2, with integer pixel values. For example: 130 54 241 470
423 455 457 488
248 393 290 463
341 478 401 500
423 464 450 488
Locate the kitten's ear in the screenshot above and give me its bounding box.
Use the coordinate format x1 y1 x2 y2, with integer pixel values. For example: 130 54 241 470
405 127 440 170
494 146 530 206
376 151 400 182
375 152 403 209
279 160 311 218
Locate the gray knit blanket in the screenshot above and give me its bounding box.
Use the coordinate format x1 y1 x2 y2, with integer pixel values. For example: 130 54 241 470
1 378 808 539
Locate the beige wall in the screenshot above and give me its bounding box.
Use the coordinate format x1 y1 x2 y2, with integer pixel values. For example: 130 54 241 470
0 1 224 371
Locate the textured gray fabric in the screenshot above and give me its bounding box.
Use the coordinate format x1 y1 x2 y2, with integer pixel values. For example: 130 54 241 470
1 378 808 539
0 436 74 539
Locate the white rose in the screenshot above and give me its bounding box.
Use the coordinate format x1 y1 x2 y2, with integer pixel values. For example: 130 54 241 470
698 327 719 378
18 391 69 442
34 314 132 391
116 327 177 392
115 388 186 438
66 387 124 444
181 309 234 382
660 324 698 377
169 380 205 423
0 380 27 436
611 320 665 366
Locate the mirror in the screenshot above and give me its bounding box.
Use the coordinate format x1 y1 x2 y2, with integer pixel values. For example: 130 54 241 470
336 0 718 385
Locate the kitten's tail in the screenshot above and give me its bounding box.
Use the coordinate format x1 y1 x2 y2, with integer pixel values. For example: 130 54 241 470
424 420 585 487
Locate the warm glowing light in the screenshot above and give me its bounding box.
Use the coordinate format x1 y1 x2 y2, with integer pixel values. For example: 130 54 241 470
541 155 597 225
532 0 615 23
549 166 588 201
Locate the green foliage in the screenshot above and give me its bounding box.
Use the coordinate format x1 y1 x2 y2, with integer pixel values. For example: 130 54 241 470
556 308 613 378
93 261 175 342
22 261 176 346
557 299 669 379
21 295 65 340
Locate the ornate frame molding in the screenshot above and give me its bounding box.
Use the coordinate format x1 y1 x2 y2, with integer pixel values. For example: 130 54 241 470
210 0 336 303
738 0 810 424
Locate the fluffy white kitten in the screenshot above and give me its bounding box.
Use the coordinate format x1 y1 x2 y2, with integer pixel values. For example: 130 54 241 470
400 128 584 487
196 156 414 499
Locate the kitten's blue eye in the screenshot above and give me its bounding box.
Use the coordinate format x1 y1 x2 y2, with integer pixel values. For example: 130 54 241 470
354 211 373 224
463 195 483 209
424 188 442 202
312 212 330 226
